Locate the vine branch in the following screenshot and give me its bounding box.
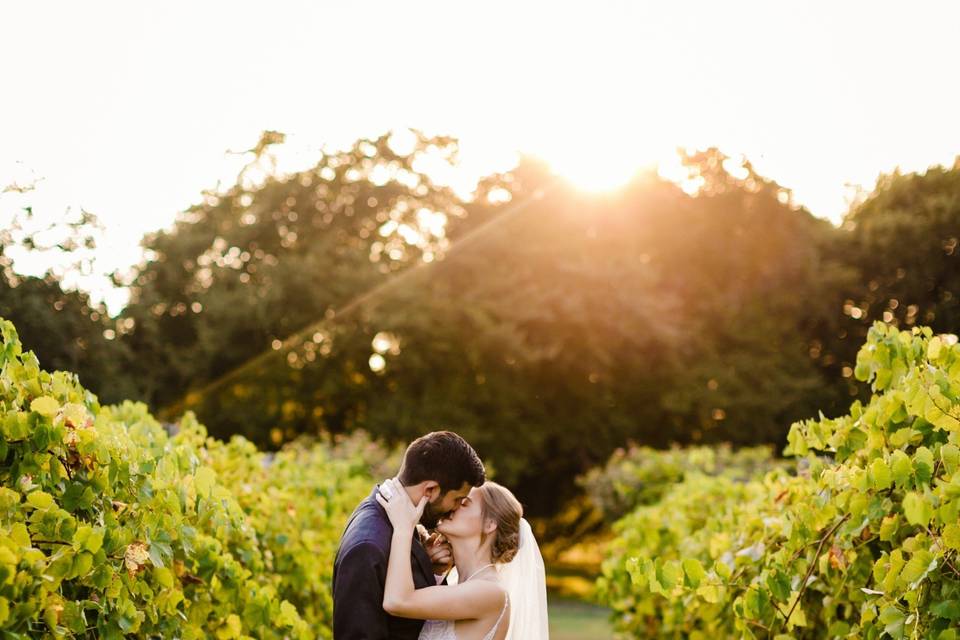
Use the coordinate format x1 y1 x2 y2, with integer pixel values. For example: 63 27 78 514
779 514 851 631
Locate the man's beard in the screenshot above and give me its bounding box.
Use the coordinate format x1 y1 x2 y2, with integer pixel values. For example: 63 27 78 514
419 499 448 530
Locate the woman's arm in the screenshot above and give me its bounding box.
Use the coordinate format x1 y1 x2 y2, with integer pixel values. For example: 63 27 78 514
382 523 502 620
376 479 504 620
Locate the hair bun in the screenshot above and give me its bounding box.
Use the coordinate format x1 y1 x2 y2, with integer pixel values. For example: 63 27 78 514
493 528 521 563
479 482 523 564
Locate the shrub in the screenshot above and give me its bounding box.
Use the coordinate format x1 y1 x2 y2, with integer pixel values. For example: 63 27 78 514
0 318 382 639
599 323 960 639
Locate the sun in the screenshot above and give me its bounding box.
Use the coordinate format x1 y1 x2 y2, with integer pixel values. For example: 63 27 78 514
534 135 672 194
547 152 644 192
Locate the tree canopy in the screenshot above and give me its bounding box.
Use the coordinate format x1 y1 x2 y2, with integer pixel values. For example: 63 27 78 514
3 133 958 513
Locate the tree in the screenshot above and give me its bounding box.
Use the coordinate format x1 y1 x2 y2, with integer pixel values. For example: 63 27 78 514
0 196 135 402
832 163 960 344
106 134 960 514
119 130 464 409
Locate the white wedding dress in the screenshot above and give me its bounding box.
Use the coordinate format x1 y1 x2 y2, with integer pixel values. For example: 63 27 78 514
418 592 509 640
417 519 548 640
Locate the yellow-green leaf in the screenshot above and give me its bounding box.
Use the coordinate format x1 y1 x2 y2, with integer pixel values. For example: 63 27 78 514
891 450 913 486
942 444 960 474
194 467 215 498
903 492 931 526
26 491 55 510
871 458 892 490
683 558 706 588
30 396 60 418
943 523 960 550
928 336 943 360
215 613 242 640
879 515 900 542
152 567 174 589
278 600 300 627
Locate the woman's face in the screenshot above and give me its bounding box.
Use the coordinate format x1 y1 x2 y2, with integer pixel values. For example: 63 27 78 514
436 486 486 539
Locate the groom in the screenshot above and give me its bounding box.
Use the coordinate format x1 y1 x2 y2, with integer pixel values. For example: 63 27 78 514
333 431 486 639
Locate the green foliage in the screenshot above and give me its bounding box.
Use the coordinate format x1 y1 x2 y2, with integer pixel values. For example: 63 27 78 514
0 207 136 404
812 164 960 411
598 322 960 638
120 130 463 415
841 166 960 338
579 443 781 523
196 427 401 633
0 317 378 638
6 134 958 517
115 142 846 514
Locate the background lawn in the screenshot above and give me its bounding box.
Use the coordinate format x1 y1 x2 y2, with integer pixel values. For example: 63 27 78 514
549 593 613 640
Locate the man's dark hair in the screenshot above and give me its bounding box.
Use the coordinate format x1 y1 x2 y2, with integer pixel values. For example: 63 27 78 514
398 431 485 493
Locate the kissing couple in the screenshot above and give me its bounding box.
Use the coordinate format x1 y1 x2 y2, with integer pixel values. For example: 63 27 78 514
333 431 549 639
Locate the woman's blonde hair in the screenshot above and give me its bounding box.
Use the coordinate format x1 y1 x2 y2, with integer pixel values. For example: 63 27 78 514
477 482 523 564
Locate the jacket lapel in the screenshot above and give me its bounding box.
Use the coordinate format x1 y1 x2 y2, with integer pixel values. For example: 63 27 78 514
370 484 434 585
411 529 434 585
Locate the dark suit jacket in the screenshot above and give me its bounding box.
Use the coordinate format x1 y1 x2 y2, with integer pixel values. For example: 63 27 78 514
333 485 436 639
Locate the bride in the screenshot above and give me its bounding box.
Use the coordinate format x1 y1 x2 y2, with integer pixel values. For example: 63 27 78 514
376 477 549 640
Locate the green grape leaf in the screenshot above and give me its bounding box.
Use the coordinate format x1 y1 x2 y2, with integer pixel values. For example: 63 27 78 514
215 613 242 640
195 467 216 498
682 558 706 588
931 599 960 620
785 591 807 629
278 600 300 627
152 567 174 589
871 458 892 490
889 427 915 447
10 522 30 547
879 515 900 542
767 570 791 602
715 559 732 580
900 549 935 586
697 583 722 603
26 491 55 510
928 336 943 360
3 413 30 440
30 396 60 418
879 606 906 639
941 499 960 525
942 523 960 550
62 403 88 427
903 492 931 526
0 487 19 510
914 446 934 483
891 450 913 487
942 443 960 474
73 525 104 554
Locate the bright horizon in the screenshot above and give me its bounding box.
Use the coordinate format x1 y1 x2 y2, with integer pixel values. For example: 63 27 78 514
2 1 959 314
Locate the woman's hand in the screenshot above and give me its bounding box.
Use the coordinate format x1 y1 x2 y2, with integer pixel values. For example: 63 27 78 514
425 532 454 575
376 478 426 533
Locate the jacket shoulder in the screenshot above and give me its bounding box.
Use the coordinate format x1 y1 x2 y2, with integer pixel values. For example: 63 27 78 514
339 497 391 556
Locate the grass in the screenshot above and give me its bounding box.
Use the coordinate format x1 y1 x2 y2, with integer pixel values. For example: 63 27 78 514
543 538 615 638
548 592 613 640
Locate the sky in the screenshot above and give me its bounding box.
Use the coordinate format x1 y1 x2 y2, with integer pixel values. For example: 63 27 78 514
2 1 958 314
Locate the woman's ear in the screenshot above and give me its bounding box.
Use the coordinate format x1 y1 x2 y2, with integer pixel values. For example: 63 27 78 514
484 518 498 536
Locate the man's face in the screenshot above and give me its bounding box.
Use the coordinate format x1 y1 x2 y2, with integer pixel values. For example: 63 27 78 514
421 482 473 529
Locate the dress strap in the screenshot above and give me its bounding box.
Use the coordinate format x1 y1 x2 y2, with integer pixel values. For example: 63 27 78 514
482 592 509 640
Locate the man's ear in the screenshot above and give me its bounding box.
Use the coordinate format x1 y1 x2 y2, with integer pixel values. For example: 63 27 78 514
423 480 440 500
